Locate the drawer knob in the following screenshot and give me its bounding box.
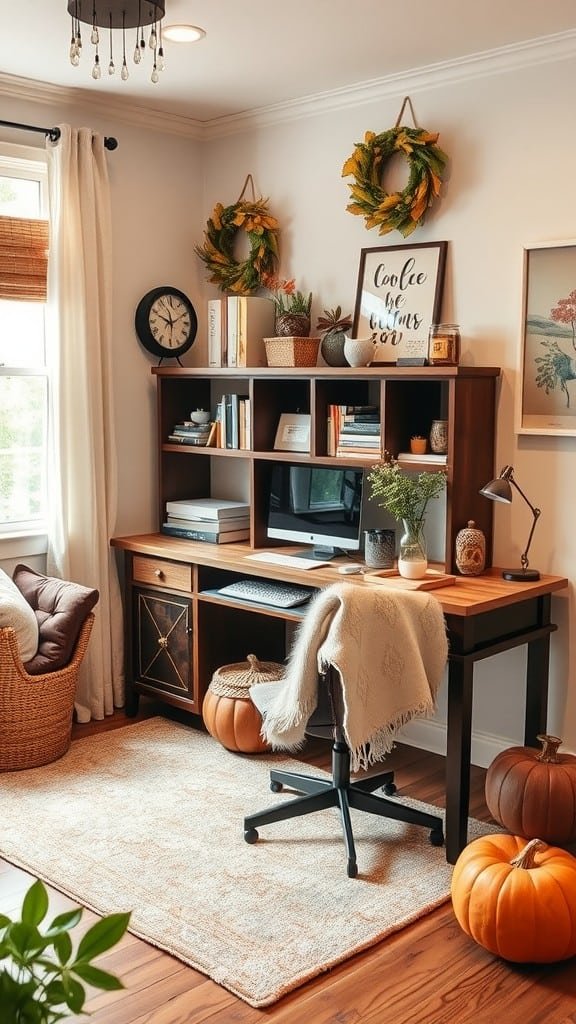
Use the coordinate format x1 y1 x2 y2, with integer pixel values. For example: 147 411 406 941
157 636 168 649
154 568 164 579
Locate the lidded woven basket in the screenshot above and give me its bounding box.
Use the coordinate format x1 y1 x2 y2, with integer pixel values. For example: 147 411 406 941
203 653 285 753
209 653 285 697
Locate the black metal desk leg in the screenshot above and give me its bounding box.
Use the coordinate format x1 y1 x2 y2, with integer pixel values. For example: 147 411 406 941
445 658 474 864
524 595 552 746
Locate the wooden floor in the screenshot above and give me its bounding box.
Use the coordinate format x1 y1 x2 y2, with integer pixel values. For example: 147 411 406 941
2 703 576 1024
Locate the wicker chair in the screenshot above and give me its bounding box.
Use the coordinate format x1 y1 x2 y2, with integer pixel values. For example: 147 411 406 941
0 613 94 772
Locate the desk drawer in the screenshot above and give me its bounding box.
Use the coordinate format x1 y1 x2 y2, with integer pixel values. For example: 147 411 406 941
133 555 192 592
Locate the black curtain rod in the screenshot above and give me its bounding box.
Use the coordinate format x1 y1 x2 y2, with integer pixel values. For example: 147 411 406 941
0 120 118 150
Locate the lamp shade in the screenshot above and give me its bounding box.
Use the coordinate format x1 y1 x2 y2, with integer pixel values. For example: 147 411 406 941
479 477 512 503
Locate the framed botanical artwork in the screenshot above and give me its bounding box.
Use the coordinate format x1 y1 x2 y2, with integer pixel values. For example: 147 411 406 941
517 240 576 435
352 241 447 364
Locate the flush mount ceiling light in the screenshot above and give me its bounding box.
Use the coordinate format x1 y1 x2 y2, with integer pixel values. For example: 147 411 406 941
67 1 167 83
162 24 205 43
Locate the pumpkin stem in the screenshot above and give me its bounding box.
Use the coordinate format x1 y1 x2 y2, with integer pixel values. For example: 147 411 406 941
510 837 547 869
536 734 562 763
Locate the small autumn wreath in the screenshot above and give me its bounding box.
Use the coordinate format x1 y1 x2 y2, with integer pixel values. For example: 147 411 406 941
195 177 279 294
342 125 448 238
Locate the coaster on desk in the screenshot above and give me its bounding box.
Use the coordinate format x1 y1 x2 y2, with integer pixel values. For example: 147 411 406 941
366 569 457 591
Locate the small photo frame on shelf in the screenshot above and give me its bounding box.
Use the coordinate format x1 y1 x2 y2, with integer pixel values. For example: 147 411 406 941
517 239 576 436
274 413 311 452
352 241 447 364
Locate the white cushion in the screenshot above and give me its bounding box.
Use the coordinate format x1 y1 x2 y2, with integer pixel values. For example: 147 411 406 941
0 568 39 662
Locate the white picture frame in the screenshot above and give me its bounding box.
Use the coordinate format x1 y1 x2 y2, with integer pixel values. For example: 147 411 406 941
274 413 311 453
516 239 576 436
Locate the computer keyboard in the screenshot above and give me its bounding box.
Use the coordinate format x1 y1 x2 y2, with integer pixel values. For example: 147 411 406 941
218 579 315 608
245 552 331 570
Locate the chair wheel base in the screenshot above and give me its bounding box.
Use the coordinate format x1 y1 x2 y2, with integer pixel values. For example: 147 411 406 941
383 781 397 796
270 780 283 793
429 827 444 847
244 828 259 844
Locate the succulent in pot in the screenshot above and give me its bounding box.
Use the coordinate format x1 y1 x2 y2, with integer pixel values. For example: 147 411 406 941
316 306 353 366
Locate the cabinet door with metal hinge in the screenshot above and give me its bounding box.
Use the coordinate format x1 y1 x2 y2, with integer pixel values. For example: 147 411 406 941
133 588 194 702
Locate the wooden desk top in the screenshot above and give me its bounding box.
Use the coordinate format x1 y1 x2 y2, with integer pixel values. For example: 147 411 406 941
111 534 568 618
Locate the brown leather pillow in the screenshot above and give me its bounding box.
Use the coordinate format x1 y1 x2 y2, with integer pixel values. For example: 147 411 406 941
12 564 99 675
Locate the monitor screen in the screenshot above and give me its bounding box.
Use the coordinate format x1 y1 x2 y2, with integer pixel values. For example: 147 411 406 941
267 464 364 557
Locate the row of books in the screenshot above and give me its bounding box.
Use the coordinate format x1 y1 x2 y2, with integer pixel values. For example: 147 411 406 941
208 296 274 369
161 497 250 544
214 394 251 449
167 420 216 447
327 404 382 458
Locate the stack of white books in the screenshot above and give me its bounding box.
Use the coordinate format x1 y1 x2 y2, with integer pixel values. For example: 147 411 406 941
162 498 250 544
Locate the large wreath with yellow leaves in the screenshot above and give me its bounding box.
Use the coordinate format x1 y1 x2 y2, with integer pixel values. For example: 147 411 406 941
195 198 279 294
342 127 448 238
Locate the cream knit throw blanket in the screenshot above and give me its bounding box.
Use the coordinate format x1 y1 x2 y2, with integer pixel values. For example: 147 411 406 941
251 582 448 773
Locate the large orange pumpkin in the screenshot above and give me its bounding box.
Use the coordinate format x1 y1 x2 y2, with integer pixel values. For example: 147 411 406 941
202 654 284 754
485 734 576 845
451 834 576 963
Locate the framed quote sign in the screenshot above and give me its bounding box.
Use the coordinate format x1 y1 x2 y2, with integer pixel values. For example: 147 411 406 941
352 241 447 364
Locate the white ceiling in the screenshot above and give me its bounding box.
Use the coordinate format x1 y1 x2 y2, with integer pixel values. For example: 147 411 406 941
2 0 576 123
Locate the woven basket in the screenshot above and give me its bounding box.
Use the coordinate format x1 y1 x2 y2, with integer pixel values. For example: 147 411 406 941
264 336 320 368
0 614 95 772
209 653 285 698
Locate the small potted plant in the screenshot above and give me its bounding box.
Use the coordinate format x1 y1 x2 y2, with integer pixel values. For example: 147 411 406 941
261 273 312 337
0 878 130 1021
316 306 353 366
368 453 446 578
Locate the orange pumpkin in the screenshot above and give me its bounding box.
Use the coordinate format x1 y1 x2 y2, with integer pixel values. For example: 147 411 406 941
451 834 576 963
202 654 284 754
202 688 270 753
485 734 576 845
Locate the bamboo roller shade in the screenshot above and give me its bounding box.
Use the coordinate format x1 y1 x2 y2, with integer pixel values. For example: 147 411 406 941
0 216 49 301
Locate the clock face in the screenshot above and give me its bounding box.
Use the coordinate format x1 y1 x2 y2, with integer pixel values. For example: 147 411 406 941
135 287 198 361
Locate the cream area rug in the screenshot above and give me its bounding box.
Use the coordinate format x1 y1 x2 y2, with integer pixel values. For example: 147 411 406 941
0 717 490 1008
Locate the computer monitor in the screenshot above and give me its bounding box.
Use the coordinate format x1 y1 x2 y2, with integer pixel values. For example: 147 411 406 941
266 463 364 559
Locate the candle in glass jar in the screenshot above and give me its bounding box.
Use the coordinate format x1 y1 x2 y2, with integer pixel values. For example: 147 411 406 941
428 324 461 365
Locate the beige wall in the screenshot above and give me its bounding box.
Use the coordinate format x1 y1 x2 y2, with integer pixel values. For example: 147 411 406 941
1 43 573 762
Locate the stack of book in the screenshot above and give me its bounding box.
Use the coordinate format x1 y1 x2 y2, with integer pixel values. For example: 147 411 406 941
327 404 382 458
167 421 215 447
161 498 250 544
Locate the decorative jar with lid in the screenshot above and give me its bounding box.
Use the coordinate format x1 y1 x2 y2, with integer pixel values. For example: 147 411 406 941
428 324 461 366
455 520 486 576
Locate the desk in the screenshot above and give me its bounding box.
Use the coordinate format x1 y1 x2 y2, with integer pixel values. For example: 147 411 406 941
111 535 568 863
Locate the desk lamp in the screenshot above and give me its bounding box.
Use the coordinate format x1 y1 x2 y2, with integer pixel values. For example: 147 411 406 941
479 465 541 581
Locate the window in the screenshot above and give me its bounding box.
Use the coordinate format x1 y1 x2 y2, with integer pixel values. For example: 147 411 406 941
0 146 48 536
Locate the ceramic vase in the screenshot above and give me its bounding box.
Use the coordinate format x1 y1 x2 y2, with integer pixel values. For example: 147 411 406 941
343 336 374 367
364 529 395 569
320 329 348 367
429 419 448 455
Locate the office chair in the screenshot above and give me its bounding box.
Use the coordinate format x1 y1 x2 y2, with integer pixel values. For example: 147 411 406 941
243 583 447 877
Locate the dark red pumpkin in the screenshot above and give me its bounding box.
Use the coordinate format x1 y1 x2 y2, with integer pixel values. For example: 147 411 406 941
485 734 576 846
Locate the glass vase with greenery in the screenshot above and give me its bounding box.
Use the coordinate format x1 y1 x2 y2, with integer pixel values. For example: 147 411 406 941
367 454 447 578
0 878 130 1023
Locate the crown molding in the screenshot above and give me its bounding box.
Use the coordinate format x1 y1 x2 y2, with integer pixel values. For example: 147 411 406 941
203 29 576 139
1 29 575 144
0 72 204 141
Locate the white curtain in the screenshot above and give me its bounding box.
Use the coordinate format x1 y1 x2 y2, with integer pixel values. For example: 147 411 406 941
45 125 124 722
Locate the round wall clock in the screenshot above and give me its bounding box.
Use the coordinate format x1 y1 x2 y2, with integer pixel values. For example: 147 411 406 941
135 286 198 364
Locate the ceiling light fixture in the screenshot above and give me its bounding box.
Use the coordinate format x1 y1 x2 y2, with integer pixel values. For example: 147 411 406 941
162 24 205 43
67 1 166 84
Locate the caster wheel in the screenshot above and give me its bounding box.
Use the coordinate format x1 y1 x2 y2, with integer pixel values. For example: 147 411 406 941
429 827 444 847
270 780 283 793
347 859 358 878
244 828 259 844
383 781 397 796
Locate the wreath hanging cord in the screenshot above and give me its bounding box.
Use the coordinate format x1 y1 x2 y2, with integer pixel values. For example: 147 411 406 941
342 96 448 238
195 174 279 294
